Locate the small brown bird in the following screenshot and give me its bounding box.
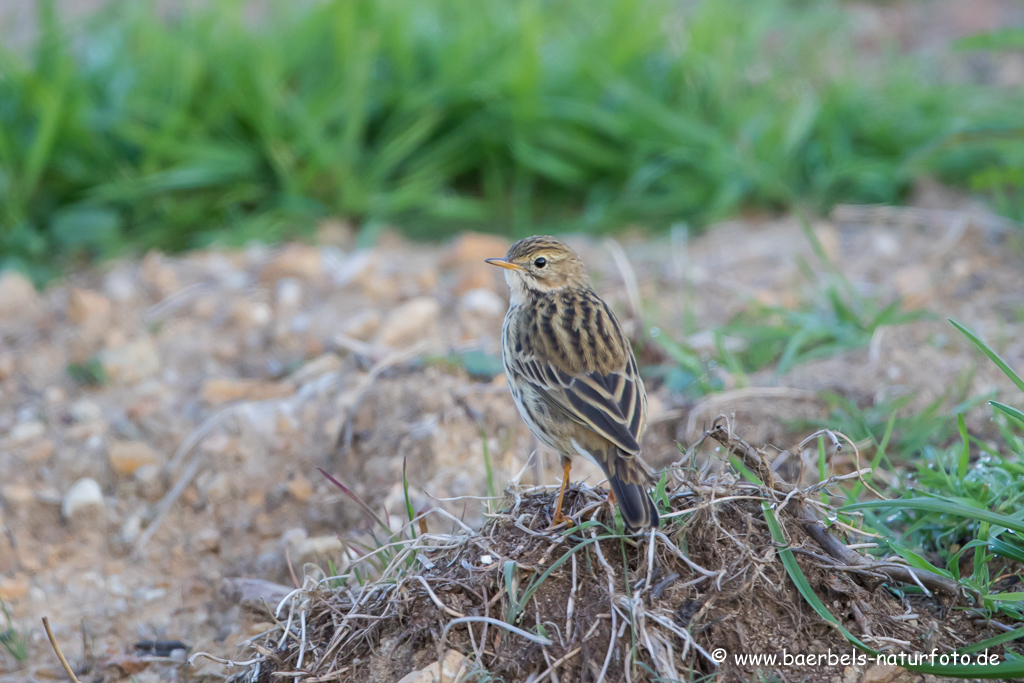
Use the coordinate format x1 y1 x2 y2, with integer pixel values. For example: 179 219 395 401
487 236 659 531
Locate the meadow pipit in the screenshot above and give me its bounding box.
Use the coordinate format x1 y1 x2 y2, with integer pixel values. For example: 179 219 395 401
487 236 659 531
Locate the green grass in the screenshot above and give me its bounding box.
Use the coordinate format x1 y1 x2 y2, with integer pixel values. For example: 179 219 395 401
1 0 1022 283
832 321 1024 645
0 600 27 664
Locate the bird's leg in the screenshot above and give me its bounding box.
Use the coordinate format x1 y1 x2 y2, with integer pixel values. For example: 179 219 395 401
550 459 572 528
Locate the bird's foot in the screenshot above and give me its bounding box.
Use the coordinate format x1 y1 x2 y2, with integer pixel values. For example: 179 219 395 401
547 510 569 530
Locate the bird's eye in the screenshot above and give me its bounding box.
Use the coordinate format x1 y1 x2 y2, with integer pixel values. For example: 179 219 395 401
534 257 547 268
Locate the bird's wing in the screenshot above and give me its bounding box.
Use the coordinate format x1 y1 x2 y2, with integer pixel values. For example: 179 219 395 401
510 350 646 456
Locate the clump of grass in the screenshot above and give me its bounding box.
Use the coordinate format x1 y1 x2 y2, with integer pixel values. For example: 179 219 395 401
2 0 1022 282
66 357 108 387
841 319 1024 633
0 600 27 664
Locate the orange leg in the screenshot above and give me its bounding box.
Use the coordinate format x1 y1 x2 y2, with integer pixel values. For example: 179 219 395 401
549 459 572 528
607 489 616 505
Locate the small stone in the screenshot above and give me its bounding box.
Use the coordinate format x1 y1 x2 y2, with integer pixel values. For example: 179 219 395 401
44 386 66 406
62 478 105 519
0 353 14 380
0 575 30 602
121 514 142 543
198 472 232 503
69 399 103 423
297 535 344 561
140 252 180 296
330 250 376 287
191 295 219 319
459 288 505 317
193 527 221 554
261 245 322 282
1 485 35 507
275 278 303 309
9 420 45 444
861 664 906 683
201 378 292 405
396 650 470 683
286 475 314 503
280 528 308 551
894 265 932 308
200 433 232 455
134 464 161 486
376 297 441 348
99 337 160 385
454 266 497 296
67 288 113 330
104 270 137 303
0 270 37 318
871 231 900 257
445 232 510 267
339 310 380 341
25 439 55 464
109 440 162 476
229 300 272 328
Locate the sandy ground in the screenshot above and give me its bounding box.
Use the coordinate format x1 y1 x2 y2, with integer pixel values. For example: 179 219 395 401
0 191 1022 680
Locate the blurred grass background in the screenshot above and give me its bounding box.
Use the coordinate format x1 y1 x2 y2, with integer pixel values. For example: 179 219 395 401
1 0 1023 283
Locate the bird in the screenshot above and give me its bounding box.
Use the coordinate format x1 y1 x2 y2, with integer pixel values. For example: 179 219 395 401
486 235 659 531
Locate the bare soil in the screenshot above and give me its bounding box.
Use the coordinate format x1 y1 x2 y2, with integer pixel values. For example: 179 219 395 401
1 197 1022 683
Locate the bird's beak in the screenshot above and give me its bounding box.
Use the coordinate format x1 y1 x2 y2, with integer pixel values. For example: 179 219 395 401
485 257 524 272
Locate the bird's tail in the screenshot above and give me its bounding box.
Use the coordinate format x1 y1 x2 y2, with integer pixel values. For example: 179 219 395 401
605 452 660 532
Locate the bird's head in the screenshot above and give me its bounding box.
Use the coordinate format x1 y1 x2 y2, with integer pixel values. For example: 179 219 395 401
486 236 589 302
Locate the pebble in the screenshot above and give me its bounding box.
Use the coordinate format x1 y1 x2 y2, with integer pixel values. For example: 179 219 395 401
0 353 14 380
104 270 137 303
100 337 161 385
261 245 322 282
0 575 30 602
395 650 470 683
1 484 35 507
193 527 221 554
198 472 232 503
67 288 113 330
275 278 303 309
140 252 180 296
9 420 45 444
25 438 55 464
339 310 380 341
0 270 37 318
69 399 103 423
286 475 314 503
459 288 505 317
376 297 441 348
109 440 162 476
894 265 932 308
445 232 510 267
121 514 143 543
201 378 292 405
230 300 272 327
62 477 105 519
297 535 344 561
330 249 376 287
280 528 307 551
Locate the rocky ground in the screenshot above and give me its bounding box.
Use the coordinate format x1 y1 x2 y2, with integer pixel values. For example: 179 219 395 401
0 192 1022 682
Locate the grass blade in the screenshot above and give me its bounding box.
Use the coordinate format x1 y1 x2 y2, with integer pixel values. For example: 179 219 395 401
950 319 1024 394
842 497 1024 535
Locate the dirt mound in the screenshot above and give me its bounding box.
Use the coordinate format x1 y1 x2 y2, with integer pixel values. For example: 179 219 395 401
221 425 1000 683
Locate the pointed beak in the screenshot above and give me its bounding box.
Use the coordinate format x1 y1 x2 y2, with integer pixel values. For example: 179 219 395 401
485 257 524 272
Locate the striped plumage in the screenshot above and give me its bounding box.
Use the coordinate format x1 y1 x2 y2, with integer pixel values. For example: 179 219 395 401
487 236 659 531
